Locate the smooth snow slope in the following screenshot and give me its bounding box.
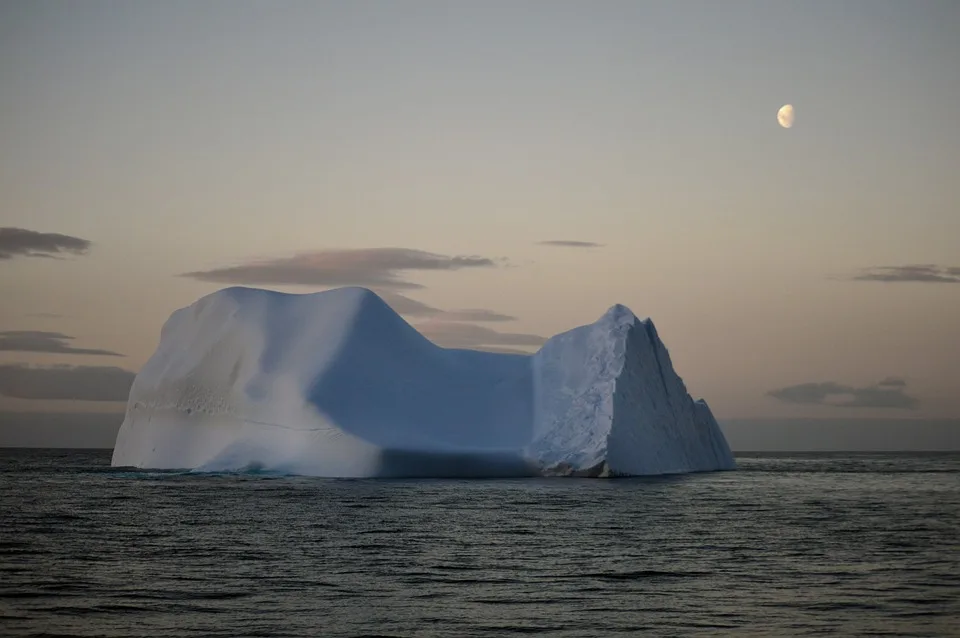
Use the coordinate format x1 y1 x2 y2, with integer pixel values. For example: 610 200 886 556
112 287 734 477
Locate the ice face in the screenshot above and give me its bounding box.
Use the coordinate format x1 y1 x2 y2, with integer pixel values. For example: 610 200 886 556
112 287 734 477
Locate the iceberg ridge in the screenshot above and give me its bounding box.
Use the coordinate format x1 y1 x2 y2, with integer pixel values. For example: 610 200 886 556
111 286 735 477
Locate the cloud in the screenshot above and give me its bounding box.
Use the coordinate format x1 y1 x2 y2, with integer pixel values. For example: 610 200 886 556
767 380 919 410
462 345 536 355
877 376 907 387
538 240 604 248
24 312 63 319
435 308 518 322
851 264 960 283
415 321 546 350
0 364 135 401
0 331 122 356
0 227 91 260
377 291 516 322
182 248 498 290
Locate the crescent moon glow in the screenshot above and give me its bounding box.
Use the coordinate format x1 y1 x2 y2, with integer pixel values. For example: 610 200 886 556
777 104 795 129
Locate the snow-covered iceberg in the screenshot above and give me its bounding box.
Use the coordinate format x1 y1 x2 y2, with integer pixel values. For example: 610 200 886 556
111 287 734 477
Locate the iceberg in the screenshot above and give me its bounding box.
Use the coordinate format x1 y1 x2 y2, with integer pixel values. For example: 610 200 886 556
111 287 734 477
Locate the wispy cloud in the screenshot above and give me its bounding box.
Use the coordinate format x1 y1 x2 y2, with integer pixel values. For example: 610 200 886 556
377 291 516 322
877 376 907 387
182 248 499 290
850 264 960 283
463 346 536 355
538 240 604 248
0 331 122 357
434 309 518 322
0 227 91 260
415 321 546 351
767 379 919 410
0 364 134 401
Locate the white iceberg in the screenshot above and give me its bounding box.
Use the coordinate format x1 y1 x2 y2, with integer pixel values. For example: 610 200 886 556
111 287 734 477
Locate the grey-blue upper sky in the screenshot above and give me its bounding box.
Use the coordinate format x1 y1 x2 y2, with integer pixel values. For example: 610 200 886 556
1 1 958 440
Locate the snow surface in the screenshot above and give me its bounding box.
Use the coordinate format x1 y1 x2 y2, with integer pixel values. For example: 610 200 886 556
111 287 734 477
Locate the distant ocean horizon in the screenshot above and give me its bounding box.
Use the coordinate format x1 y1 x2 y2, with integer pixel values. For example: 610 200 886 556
1 411 958 451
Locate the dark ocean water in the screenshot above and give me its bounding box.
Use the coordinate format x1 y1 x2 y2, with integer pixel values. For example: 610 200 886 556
1 450 958 637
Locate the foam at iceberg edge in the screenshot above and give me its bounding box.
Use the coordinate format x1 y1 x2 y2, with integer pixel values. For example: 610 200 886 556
111 287 735 477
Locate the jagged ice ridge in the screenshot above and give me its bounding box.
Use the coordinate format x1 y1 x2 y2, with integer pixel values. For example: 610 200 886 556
111 287 735 477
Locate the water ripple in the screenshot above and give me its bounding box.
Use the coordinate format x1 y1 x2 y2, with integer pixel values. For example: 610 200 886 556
1 449 959 637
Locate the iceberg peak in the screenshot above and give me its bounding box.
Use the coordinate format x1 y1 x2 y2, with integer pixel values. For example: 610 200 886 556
112 286 734 477
600 303 640 327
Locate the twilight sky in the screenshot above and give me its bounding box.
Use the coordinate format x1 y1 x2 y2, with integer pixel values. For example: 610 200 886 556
1 1 958 442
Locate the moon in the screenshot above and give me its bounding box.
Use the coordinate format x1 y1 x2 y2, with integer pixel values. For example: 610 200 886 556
777 104 795 129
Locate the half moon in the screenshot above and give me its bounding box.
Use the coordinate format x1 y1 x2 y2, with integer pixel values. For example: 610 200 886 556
777 104 795 129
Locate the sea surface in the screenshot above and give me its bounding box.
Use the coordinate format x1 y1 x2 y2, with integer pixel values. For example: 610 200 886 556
1 450 958 637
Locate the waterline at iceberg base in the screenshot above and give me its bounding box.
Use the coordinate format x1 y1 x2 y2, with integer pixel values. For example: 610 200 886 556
111 287 735 477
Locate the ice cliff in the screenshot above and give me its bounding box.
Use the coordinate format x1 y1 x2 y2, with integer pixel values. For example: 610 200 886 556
111 287 734 477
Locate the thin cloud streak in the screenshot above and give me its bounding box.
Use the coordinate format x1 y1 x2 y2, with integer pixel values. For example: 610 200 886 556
0 227 91 260
877 376 907 387
182 248 498 290
851 264 960 283
467 346 535 355
0 331 122 357
377 291 516 322
767 379 919 410
415 321 546 350
538 240 604 248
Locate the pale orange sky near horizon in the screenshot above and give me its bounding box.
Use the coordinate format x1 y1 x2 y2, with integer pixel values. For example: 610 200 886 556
1 1 959 425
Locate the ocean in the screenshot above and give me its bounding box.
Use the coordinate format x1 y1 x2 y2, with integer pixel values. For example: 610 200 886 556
1 450 958 637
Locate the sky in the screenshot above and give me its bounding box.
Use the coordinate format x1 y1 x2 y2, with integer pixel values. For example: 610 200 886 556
1 0 958 448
